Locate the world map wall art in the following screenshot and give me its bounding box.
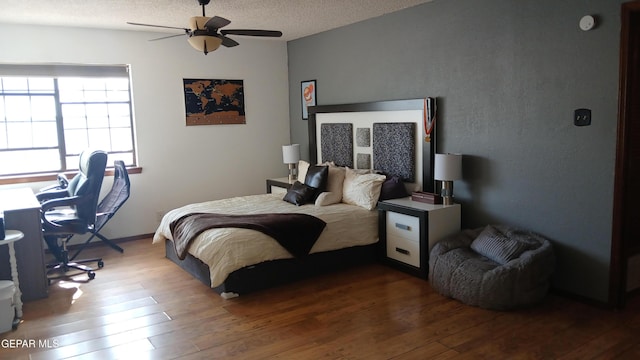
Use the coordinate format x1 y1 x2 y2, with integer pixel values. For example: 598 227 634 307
183 78 245 125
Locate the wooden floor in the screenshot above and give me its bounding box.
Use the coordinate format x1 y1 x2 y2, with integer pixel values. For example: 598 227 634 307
1 238 639 359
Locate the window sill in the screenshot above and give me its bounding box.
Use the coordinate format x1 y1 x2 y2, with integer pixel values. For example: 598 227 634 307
0 167 142 186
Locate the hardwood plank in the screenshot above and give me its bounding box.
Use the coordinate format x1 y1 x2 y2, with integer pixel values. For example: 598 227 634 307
557 327 635 360
1 238 639 359
64 338 155 360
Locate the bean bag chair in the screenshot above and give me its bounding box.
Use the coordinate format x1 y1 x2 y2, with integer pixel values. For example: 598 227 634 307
428 225 555 310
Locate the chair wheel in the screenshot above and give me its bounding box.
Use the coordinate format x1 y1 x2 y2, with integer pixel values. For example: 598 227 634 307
88 271 96 280
98 261 104 268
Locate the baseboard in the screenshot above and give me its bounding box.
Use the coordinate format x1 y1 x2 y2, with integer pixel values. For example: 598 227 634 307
550 287 612 310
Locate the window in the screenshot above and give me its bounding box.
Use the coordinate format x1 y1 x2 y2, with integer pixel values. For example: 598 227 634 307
0 64 136 177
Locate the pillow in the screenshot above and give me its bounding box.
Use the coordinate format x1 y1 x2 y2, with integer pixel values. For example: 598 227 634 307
470 225 538 265
378 175 409 201
341 167 386 210
315 192 337 206
304 165 329 199
282 181 316 206
297 160 310 183
315 165 346 206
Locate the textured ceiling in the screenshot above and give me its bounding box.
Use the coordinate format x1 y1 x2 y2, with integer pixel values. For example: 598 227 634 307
0 0 434 41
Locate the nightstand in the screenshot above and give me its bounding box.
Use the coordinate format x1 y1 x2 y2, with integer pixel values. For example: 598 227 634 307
378 197 461 278
266 177 294 194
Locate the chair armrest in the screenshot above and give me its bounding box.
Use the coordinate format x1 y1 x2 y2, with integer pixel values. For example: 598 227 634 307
38 183 61 192
40 195 93 231
40 195 85 213
36 188 69 202
38 173 69 192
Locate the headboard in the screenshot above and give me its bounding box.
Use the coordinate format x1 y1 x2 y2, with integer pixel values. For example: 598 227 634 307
308 98 437 193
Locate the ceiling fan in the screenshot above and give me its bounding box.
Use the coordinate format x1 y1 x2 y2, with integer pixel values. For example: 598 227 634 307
127 0 283 55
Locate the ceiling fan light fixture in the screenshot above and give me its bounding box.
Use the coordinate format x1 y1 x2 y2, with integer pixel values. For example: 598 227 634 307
187 16 221 54
189 16 210 31
128 1 282 55
187 35 222 55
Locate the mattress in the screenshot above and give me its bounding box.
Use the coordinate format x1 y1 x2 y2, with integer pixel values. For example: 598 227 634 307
153 193 378 287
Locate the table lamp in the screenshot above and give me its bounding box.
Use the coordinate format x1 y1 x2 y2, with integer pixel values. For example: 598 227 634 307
434 153 462 205
282 144 300 183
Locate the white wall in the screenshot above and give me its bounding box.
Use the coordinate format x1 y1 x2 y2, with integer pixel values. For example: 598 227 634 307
0 23 291 240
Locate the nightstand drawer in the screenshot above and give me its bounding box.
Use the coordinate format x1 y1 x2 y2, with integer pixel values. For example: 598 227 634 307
386 235 420 267
386 211 420 242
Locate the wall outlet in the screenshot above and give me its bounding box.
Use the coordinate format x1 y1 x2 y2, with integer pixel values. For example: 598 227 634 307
574 108 591 126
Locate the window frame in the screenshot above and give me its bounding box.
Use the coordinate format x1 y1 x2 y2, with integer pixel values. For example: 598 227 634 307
0 64 138 183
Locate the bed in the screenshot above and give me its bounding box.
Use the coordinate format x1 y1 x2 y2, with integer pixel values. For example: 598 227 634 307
152 98 438 298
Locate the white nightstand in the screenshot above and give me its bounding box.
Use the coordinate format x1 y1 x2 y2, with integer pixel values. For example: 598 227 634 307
378 197 461 278
266 177 295 194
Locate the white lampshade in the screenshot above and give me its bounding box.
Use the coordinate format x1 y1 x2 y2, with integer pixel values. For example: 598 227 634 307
434 153 462 181
282 144 300 164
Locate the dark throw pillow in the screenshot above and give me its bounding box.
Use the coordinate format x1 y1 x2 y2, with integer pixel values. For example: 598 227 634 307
304 165 329 199
283 181 316 206
379 175 409 201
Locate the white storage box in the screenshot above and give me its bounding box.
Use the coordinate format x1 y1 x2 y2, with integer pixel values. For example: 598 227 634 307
0 280 16 333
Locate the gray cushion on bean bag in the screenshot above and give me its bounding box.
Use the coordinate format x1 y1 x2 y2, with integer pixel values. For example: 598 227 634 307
470 225 539 265
429 225 555 311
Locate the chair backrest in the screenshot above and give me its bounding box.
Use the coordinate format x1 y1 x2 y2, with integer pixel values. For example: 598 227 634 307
95 160 131 229
68 149 108 228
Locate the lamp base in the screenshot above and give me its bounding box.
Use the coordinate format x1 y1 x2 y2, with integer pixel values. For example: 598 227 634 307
288 163 298 183
440 181 454 205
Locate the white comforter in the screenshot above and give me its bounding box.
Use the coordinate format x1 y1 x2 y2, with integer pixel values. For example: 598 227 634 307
152 193 378 288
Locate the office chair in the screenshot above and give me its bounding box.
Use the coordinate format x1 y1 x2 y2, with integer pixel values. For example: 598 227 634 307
69 160 130 261
37 149 108 281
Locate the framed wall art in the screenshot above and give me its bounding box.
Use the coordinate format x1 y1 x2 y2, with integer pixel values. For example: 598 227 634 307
301 79 317 120
183 78 245 125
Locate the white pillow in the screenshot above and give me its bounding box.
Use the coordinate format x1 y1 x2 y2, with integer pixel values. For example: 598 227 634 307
315 165 346 206
297 160 310 183
342 167 386 210
315 192 337 206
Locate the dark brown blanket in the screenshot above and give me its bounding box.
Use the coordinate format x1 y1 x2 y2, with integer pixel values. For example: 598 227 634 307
169 212 327 260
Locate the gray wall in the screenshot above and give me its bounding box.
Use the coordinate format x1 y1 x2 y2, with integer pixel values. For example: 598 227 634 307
287 0 623 302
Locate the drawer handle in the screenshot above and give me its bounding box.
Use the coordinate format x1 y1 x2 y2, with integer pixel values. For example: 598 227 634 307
395 247 410 255
395 223 411 231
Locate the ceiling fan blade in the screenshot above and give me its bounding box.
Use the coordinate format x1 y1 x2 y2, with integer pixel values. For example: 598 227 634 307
220 35 240 48
221 29 283 37
204 16 231 29
127 22 189 31
149 33 188 42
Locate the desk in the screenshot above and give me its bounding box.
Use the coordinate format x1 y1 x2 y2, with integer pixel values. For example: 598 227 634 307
0 188 48 301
